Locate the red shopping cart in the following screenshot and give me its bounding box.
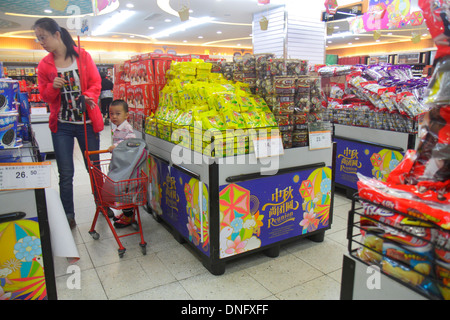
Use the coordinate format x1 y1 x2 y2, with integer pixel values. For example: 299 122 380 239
75 35 147 258
85 149 148 257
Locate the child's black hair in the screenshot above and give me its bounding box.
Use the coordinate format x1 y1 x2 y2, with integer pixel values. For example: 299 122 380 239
111 99 129 112
32 18 78 60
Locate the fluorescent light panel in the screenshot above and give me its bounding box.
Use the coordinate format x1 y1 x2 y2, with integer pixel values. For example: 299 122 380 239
150 16 214 39
92 10 136 36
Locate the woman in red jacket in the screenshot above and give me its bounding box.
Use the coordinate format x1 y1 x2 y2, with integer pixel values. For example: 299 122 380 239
34 18 104 229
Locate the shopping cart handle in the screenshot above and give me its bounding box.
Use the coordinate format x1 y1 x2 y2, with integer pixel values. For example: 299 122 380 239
86 149 111 156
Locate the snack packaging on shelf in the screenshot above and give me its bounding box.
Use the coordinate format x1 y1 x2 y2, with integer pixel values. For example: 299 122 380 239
419 0 450 61
357 173 450 229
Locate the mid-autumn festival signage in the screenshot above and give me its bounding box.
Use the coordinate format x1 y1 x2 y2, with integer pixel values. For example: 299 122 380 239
149 154 332 259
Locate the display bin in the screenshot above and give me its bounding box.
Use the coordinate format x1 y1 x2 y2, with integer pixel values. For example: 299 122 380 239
145 133 335 275
0 140 57 300
333 124 417 198
342 195 449 300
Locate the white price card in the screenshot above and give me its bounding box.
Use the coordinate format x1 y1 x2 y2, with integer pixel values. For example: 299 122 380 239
0 162 51 190
252 135 284 158
308 122 332 150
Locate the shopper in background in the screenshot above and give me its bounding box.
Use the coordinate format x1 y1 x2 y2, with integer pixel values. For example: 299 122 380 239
107 99 137 227
100 72 114 125
33 17 103 229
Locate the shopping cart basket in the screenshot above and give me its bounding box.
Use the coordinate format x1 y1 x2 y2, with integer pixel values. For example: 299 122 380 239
86 149 148 257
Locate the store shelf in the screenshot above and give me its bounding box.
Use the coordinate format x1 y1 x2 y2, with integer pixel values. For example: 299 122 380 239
343 195 449 300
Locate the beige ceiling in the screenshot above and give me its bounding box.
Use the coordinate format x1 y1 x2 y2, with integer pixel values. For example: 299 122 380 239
0 0 434 56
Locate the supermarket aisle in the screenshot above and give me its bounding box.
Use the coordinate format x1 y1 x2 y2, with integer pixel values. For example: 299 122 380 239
50 125 352 300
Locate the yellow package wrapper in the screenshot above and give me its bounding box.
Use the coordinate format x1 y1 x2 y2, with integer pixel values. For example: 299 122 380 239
223 109 246 129
200 110 227 130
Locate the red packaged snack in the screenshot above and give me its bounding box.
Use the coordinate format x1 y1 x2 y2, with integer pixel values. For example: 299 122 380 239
419 0 450 61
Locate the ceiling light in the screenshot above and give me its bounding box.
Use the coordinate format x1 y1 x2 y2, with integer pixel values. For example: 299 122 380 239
217 31 222 34
237 43 241 46
198 36 204 38
44 9 52 13
334 26 340 29
92 10 135 36
126 3 134 8
183 40 188 42
327 31 352 38
354 37 359 40
148 26 154 29
165 18 172 22
150 16 214 39
348 42 352 45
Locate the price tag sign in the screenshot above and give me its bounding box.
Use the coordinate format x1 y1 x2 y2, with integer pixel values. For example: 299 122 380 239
252 135 284 158
308 122 332 150
0 162 51 190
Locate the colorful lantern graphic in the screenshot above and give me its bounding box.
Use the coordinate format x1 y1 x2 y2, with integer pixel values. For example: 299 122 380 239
371 149 404 182
219 184 250 227
0 219 47 300
299 167 332 231
325 0 339 15
299 180 313 198
409 10 424 26
370 153 383 167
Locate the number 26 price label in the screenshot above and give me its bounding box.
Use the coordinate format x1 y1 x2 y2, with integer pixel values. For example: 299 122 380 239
0 162 51 190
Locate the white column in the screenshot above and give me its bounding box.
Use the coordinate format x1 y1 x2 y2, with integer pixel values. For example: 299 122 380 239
253 1 326 65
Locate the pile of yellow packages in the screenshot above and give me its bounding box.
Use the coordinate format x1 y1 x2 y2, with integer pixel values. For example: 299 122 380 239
145 59 279 157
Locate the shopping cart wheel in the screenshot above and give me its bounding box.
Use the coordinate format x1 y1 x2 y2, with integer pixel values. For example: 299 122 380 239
118 248 126 258
89 231 100 240
140 242 147 255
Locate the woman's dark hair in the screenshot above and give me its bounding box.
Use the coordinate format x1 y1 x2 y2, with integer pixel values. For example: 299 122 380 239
32 18 78 60
111 99 129 112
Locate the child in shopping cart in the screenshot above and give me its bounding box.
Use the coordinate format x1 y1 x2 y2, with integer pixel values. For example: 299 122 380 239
107 99 137 228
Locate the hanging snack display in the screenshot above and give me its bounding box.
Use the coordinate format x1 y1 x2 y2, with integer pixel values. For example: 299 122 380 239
352 0 450 299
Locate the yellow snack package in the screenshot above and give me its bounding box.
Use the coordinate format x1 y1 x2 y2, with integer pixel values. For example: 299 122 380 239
217 93 239 112
242 111 264 128
261 112 278 126
200 110 226 130
174 111 193 126
223 109 246 129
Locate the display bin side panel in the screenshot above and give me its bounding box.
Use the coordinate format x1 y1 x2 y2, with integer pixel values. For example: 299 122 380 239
148 154 211 257
0 189 56 300
218 165 333 259
334 136 405 192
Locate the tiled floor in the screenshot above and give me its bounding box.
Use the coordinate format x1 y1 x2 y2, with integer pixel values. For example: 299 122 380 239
51 125 352 300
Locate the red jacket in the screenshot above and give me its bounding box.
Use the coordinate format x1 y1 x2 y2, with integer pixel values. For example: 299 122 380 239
37 46 104 133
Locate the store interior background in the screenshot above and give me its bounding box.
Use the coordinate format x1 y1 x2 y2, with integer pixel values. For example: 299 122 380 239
0 0 443 300
0 0 436 67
